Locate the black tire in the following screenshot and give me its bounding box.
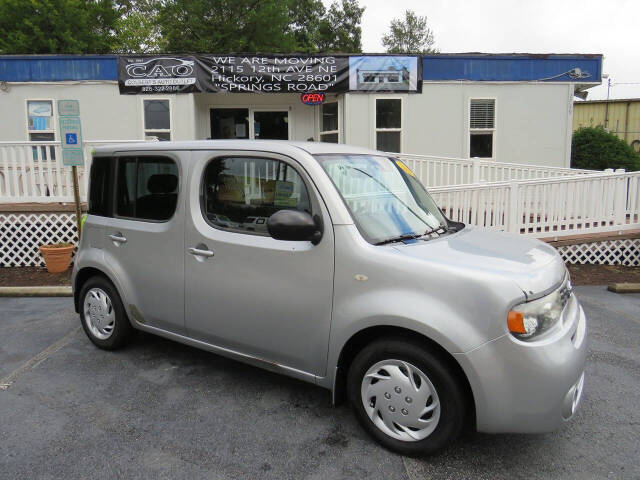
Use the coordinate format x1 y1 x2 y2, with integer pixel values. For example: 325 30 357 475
347 338 466 456
78 276 133 350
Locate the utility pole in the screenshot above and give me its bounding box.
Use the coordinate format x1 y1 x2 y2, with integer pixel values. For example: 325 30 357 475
604 76 611 129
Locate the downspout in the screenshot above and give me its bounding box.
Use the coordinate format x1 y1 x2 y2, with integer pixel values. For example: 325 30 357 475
624 101 631 143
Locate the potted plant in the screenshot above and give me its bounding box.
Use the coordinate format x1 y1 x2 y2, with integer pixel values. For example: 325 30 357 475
39 242 74 273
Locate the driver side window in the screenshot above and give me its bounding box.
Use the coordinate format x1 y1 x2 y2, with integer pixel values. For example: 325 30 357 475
202 157 311 235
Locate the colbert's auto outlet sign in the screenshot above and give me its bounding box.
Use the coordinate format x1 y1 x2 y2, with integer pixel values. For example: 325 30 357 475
117 54 422 94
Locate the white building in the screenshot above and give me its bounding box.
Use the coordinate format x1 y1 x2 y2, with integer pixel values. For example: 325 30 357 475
0 53 602 167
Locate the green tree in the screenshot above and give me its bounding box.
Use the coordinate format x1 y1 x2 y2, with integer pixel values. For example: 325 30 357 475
317 0 365 53
158 0 299 53
0 0 120 54
382 10 437 54
571 126 640 171
113 0 166 53
287 0 326 53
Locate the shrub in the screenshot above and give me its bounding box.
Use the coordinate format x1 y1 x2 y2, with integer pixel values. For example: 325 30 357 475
571 126 640 171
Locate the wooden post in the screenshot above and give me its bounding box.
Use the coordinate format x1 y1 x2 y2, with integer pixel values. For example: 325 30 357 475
72 165 82 240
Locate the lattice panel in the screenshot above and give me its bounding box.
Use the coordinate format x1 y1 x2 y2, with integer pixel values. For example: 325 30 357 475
0 213 78 267
557 239 640 266
1 213 638 267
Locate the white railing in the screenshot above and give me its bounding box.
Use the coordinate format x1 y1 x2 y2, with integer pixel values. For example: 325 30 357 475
1 142 638 239
0 140 145 203
430 169 640 238
394 153 595 188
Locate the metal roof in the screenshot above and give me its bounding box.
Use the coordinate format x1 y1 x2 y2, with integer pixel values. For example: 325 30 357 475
0 53 602 84
575 98 640 104
422 53 602 83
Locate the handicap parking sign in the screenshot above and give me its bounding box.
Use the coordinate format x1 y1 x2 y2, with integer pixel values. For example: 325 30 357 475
66 133 78 145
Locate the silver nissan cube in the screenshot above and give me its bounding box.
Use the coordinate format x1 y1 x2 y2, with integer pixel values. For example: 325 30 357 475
73 140 587 455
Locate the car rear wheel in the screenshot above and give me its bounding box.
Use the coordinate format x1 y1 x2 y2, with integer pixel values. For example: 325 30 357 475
79 276 133 350
347 338 466 455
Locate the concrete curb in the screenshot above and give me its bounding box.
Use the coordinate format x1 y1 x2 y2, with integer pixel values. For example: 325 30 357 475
607 283 640 293
0 286 72 297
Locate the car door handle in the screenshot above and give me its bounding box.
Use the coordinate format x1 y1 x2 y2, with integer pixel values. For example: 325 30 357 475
188 247 214 258
108 233 127 244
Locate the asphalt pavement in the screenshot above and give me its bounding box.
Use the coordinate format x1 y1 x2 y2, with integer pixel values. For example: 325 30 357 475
1 286 639 480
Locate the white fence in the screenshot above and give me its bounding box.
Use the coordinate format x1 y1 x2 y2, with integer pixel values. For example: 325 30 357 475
0 141 639 241
0 140 144 203
395 153 595 188
430 169 640 238
0 142 598 203
0 212 78 267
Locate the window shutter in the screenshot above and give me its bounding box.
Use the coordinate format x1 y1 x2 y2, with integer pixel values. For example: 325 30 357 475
470 99 495 129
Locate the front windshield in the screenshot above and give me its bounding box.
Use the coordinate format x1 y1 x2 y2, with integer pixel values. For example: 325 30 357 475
315 154 448 244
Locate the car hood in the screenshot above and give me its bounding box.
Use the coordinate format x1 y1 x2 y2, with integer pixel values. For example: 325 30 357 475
392 226 566 298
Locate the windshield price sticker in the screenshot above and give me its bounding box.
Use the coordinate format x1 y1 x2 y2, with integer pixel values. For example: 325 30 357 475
395 160 417 177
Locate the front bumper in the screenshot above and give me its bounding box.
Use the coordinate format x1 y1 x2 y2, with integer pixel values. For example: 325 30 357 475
455 293 587 433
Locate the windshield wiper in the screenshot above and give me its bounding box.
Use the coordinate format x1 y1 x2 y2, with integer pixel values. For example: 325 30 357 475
423 225 448 236
376 225 449 246
375 233 424 245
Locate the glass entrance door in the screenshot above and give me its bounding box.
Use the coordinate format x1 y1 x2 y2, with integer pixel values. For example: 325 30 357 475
210 108 289 140
252 111 289 140
210 108 249 139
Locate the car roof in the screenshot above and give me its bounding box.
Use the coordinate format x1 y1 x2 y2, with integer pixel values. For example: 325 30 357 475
92 140 383 157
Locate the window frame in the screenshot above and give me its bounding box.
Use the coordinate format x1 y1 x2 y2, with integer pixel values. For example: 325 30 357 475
141 97 173 141
318 99 341 143
199 154 316 238
373 96 403 153
112 153 180 223
208 105 293 140
87 156 115 217
468 97 497 160
25 99 56 141
250 107 291 140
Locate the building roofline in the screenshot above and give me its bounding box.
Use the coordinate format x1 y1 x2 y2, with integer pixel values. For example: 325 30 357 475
0 52 603 59
575 98 640 104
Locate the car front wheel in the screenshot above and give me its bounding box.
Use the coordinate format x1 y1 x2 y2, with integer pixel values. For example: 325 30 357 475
347 338 466 455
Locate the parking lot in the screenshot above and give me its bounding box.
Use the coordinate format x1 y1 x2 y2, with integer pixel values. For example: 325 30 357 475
1 286 639 480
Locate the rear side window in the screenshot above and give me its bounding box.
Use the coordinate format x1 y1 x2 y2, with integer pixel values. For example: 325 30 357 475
202 157 311 235
88 157 112 216
115 156 178 221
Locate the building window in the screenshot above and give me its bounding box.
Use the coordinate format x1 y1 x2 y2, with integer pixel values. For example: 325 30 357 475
375 98 402 152
202 157 311 235
88 157 112 217
211 108 249 139
469 99 495 158
320 102 339 143
27 100 55 141
115 156 178 221
143 99 171 141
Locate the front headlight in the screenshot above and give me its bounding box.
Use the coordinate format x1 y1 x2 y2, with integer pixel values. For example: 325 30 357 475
507 277 573 341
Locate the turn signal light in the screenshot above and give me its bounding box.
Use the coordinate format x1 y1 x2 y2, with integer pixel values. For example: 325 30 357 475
507 311 526 334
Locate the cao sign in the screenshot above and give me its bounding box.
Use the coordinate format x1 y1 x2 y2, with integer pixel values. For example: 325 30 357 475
301 93 325 105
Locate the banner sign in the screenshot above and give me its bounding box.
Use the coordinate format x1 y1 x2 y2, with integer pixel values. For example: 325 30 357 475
118 54 422 95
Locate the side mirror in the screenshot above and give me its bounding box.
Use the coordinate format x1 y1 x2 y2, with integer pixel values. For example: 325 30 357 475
267 210 323 245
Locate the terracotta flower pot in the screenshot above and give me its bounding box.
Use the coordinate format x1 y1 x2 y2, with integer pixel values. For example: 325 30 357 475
39 244 74 273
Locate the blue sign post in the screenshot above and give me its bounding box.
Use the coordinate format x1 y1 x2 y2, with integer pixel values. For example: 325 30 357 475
57 100 84 238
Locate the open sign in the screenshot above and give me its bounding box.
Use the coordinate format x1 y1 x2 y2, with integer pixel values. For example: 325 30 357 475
301 93 325 105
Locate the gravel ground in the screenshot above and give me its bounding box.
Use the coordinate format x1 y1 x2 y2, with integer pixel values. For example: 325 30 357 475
1 286 639 480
